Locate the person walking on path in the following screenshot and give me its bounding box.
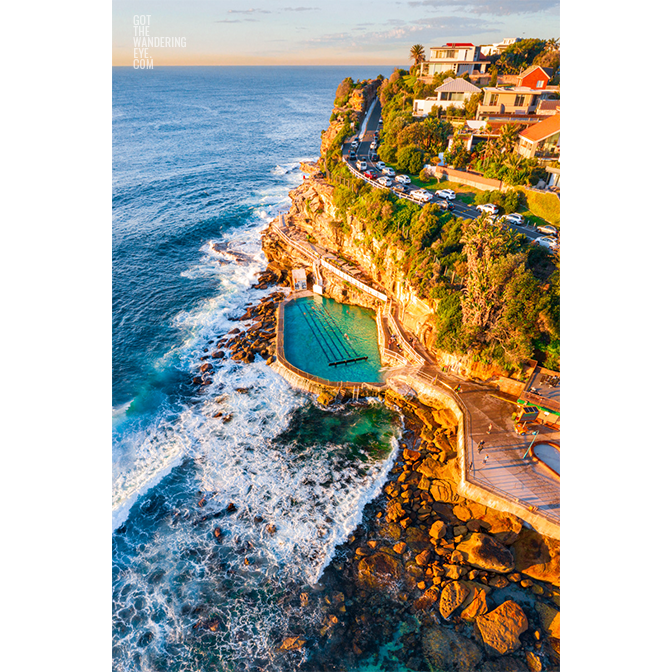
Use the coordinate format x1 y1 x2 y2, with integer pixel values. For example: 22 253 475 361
484 454 489 465
455 384 462 394
487 423 492 434
477 440 485 452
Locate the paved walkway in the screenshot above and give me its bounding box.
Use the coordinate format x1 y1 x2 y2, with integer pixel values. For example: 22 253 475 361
415 362 560 525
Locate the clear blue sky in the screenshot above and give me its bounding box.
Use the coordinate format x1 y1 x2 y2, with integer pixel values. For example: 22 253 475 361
113 0 559 65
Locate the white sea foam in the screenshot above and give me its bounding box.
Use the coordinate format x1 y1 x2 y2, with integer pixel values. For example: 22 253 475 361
113 164 402 670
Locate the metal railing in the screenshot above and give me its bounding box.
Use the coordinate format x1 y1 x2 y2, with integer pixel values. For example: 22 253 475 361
386 310 425 365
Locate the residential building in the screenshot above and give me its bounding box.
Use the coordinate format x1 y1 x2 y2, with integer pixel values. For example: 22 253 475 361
419 43 489 78
477 86 554 119
516 65 552 89
516 114 560 160
536 100 560 117
412 78 482 117
479 38 521 57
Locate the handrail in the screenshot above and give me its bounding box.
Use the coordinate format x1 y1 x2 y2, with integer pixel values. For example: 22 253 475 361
386 309 425 365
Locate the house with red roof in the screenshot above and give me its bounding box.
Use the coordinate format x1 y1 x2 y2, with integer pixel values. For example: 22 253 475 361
516 114 560 160
419 43 489 78
516 65 553 89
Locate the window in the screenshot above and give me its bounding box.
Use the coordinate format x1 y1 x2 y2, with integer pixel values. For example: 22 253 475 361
490 94 499 106
536 80 544 88
514 94 526 107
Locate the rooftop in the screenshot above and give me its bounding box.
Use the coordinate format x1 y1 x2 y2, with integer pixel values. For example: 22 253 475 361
519 114 560 143
435 79 481 93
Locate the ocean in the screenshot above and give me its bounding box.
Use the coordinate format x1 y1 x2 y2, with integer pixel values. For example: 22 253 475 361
112 65 401 672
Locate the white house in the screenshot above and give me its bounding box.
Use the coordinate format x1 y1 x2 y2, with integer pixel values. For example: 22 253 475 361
479 38 520 57
413 78 482 117
419 43 489 77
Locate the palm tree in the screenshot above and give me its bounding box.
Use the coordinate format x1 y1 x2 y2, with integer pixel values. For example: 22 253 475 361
498 123 520 154
410 44 425 67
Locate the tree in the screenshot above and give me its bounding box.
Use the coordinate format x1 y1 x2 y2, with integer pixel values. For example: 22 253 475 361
410 44 425 67
498 123 520 154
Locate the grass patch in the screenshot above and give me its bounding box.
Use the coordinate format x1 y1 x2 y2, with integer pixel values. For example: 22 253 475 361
519 211 555 230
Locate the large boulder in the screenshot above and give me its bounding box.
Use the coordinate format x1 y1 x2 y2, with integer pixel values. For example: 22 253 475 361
439 581 470 619
475 600 528 655
430 479 459 503
417 455 453 480
429 520 448 540
454 533 515 574
422 625 483 672
460 587 488 622
357 552 401 591
535 602 560 639
513 528 560 586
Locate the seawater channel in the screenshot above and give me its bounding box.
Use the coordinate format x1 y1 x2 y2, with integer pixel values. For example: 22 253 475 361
282 295 386 384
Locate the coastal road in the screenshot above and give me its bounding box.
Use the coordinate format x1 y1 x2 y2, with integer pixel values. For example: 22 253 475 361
342 104 552 244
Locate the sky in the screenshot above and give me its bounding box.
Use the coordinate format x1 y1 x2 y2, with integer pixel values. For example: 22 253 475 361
112 0 559 66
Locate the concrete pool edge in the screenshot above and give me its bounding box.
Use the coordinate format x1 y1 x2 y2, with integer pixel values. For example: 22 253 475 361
273 293 388 397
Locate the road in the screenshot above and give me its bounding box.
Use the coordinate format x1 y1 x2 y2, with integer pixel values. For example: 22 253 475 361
341 100 552 244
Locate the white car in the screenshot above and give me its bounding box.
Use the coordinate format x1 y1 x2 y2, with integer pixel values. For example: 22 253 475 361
537 224 558 236
534 236 559 251
382 167 396 176
376 161 386 170
371 141 378 150
503 213 525 226
377 176 393 187
476 203 499 215
395 174 411 185
410 189 432 203
436 189 456 200
356 159 368 171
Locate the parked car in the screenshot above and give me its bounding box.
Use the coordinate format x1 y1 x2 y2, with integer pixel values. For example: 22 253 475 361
376 161 386 170
534 236 559 251
371 141 378 150
436 189 456 200
438 201 454 211
395 174 411 185
503 213 525 226
410 189 432 203
476 203 499 215
377 176 393 187
382 167 396 176
356 159 368 171
391 185 406 195
363 171 375 180
348 149 356 159
536 224 558 236
371 153 380 163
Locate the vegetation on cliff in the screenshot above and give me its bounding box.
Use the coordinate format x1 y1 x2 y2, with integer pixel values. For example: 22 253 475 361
319 76 559 372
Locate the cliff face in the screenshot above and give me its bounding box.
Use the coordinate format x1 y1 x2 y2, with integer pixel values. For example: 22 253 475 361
263 107 519 382
319 80 381 157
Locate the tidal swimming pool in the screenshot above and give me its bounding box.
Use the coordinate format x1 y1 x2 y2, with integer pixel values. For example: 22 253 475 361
282 295 386 384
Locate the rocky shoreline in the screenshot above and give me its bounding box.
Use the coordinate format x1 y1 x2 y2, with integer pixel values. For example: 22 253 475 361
192 263 559 670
